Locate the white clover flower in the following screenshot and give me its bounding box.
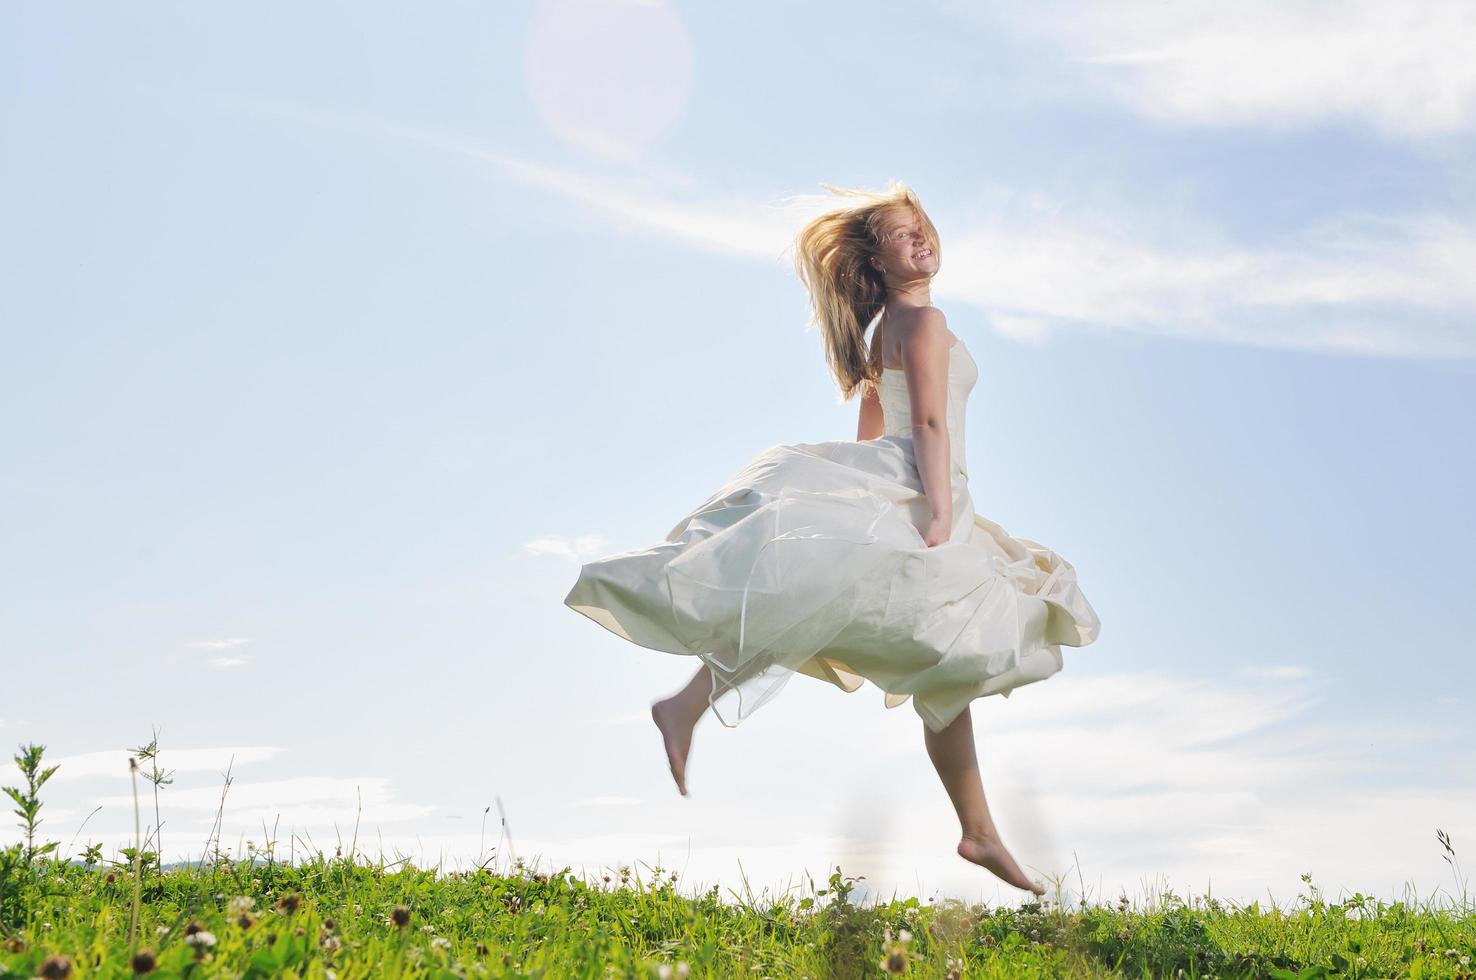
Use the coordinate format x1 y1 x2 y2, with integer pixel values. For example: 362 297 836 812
156 926 169 936
675 964 690 978
322 935 342 951
185 930 218 948
431 936 452 951
657 966 672 980
228 896 255 916
898 929 912 943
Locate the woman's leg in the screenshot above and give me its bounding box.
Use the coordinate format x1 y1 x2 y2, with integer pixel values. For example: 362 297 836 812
923 704 1045 895
651 662 718 797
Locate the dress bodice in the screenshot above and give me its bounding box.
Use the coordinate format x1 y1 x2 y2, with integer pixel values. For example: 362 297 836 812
876 338 976 479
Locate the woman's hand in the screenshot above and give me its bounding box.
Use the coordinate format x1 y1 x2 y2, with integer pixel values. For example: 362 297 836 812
921 513 952 548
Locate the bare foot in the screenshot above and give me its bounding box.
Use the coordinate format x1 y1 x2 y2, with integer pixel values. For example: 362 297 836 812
650 699 693 797
957 834 1045 896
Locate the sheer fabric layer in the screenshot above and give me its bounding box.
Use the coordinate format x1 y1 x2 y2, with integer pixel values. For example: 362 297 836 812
563 432 1100 735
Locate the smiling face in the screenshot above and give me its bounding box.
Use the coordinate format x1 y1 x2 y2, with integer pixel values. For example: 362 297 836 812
869 208 939 283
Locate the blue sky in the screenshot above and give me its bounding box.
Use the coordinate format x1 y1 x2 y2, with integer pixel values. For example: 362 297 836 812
3 0 1474 908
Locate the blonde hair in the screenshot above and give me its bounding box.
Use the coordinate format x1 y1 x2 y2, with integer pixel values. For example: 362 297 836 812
791 180 941 402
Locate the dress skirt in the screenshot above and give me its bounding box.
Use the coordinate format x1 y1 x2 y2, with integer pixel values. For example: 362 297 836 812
563 433 1100 734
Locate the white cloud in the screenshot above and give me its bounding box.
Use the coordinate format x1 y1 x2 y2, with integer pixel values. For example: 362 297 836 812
1239 664 1313 680
49 746 286 782
838 669 1476 905
479 668 1475 907
210 94 789 259
938 207 1476 361
32 671 1472 907
523 534 614 561
974 0 1476 138
209 656 249 669
187 637 252 650
89 775 433 827
988 313 1054 344
216 95 1476 363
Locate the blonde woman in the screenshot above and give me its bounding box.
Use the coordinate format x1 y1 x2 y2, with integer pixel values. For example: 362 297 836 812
565 181 1100 895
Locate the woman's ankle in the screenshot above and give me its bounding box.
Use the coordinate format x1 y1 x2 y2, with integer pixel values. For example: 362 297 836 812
960 827 1000 843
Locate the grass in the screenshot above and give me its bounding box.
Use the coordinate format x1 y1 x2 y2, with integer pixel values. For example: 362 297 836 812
2 741 1473 978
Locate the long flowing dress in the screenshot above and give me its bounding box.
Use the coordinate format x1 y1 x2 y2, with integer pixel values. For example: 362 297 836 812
563 336 1100 734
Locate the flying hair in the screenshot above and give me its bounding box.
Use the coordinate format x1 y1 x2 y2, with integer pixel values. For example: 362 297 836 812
789 179 941 402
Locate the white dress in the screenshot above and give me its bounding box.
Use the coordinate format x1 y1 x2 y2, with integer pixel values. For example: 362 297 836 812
563 336 1101 734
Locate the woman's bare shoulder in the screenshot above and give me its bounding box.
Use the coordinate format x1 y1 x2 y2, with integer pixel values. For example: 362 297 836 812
896 305 955 345
876 305 954 368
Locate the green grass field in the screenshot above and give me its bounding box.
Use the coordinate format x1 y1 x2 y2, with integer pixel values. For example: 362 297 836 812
4 742 1473 978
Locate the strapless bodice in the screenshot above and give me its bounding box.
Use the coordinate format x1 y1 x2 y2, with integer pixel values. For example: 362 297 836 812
876 339 977 479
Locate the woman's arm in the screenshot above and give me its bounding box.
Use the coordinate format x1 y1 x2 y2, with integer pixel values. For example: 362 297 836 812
857 384 885 441
898 308 954 542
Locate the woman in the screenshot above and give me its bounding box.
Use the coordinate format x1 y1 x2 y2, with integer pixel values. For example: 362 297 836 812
564 181 1100 895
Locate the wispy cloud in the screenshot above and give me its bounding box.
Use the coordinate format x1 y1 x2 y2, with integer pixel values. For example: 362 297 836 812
209 94 792 260
40 671 1472 904
1238 664 1313 680
555 668 1467 905
940 208 1476 360
524 534 614 561
49 746 286 782
209 656 250 669
971 0 1476 138
90 775 432 827
187 637 252 650
836 668 1474 903
213 94 1476 363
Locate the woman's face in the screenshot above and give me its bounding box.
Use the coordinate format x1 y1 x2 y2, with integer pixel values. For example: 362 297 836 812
871 210 938 283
